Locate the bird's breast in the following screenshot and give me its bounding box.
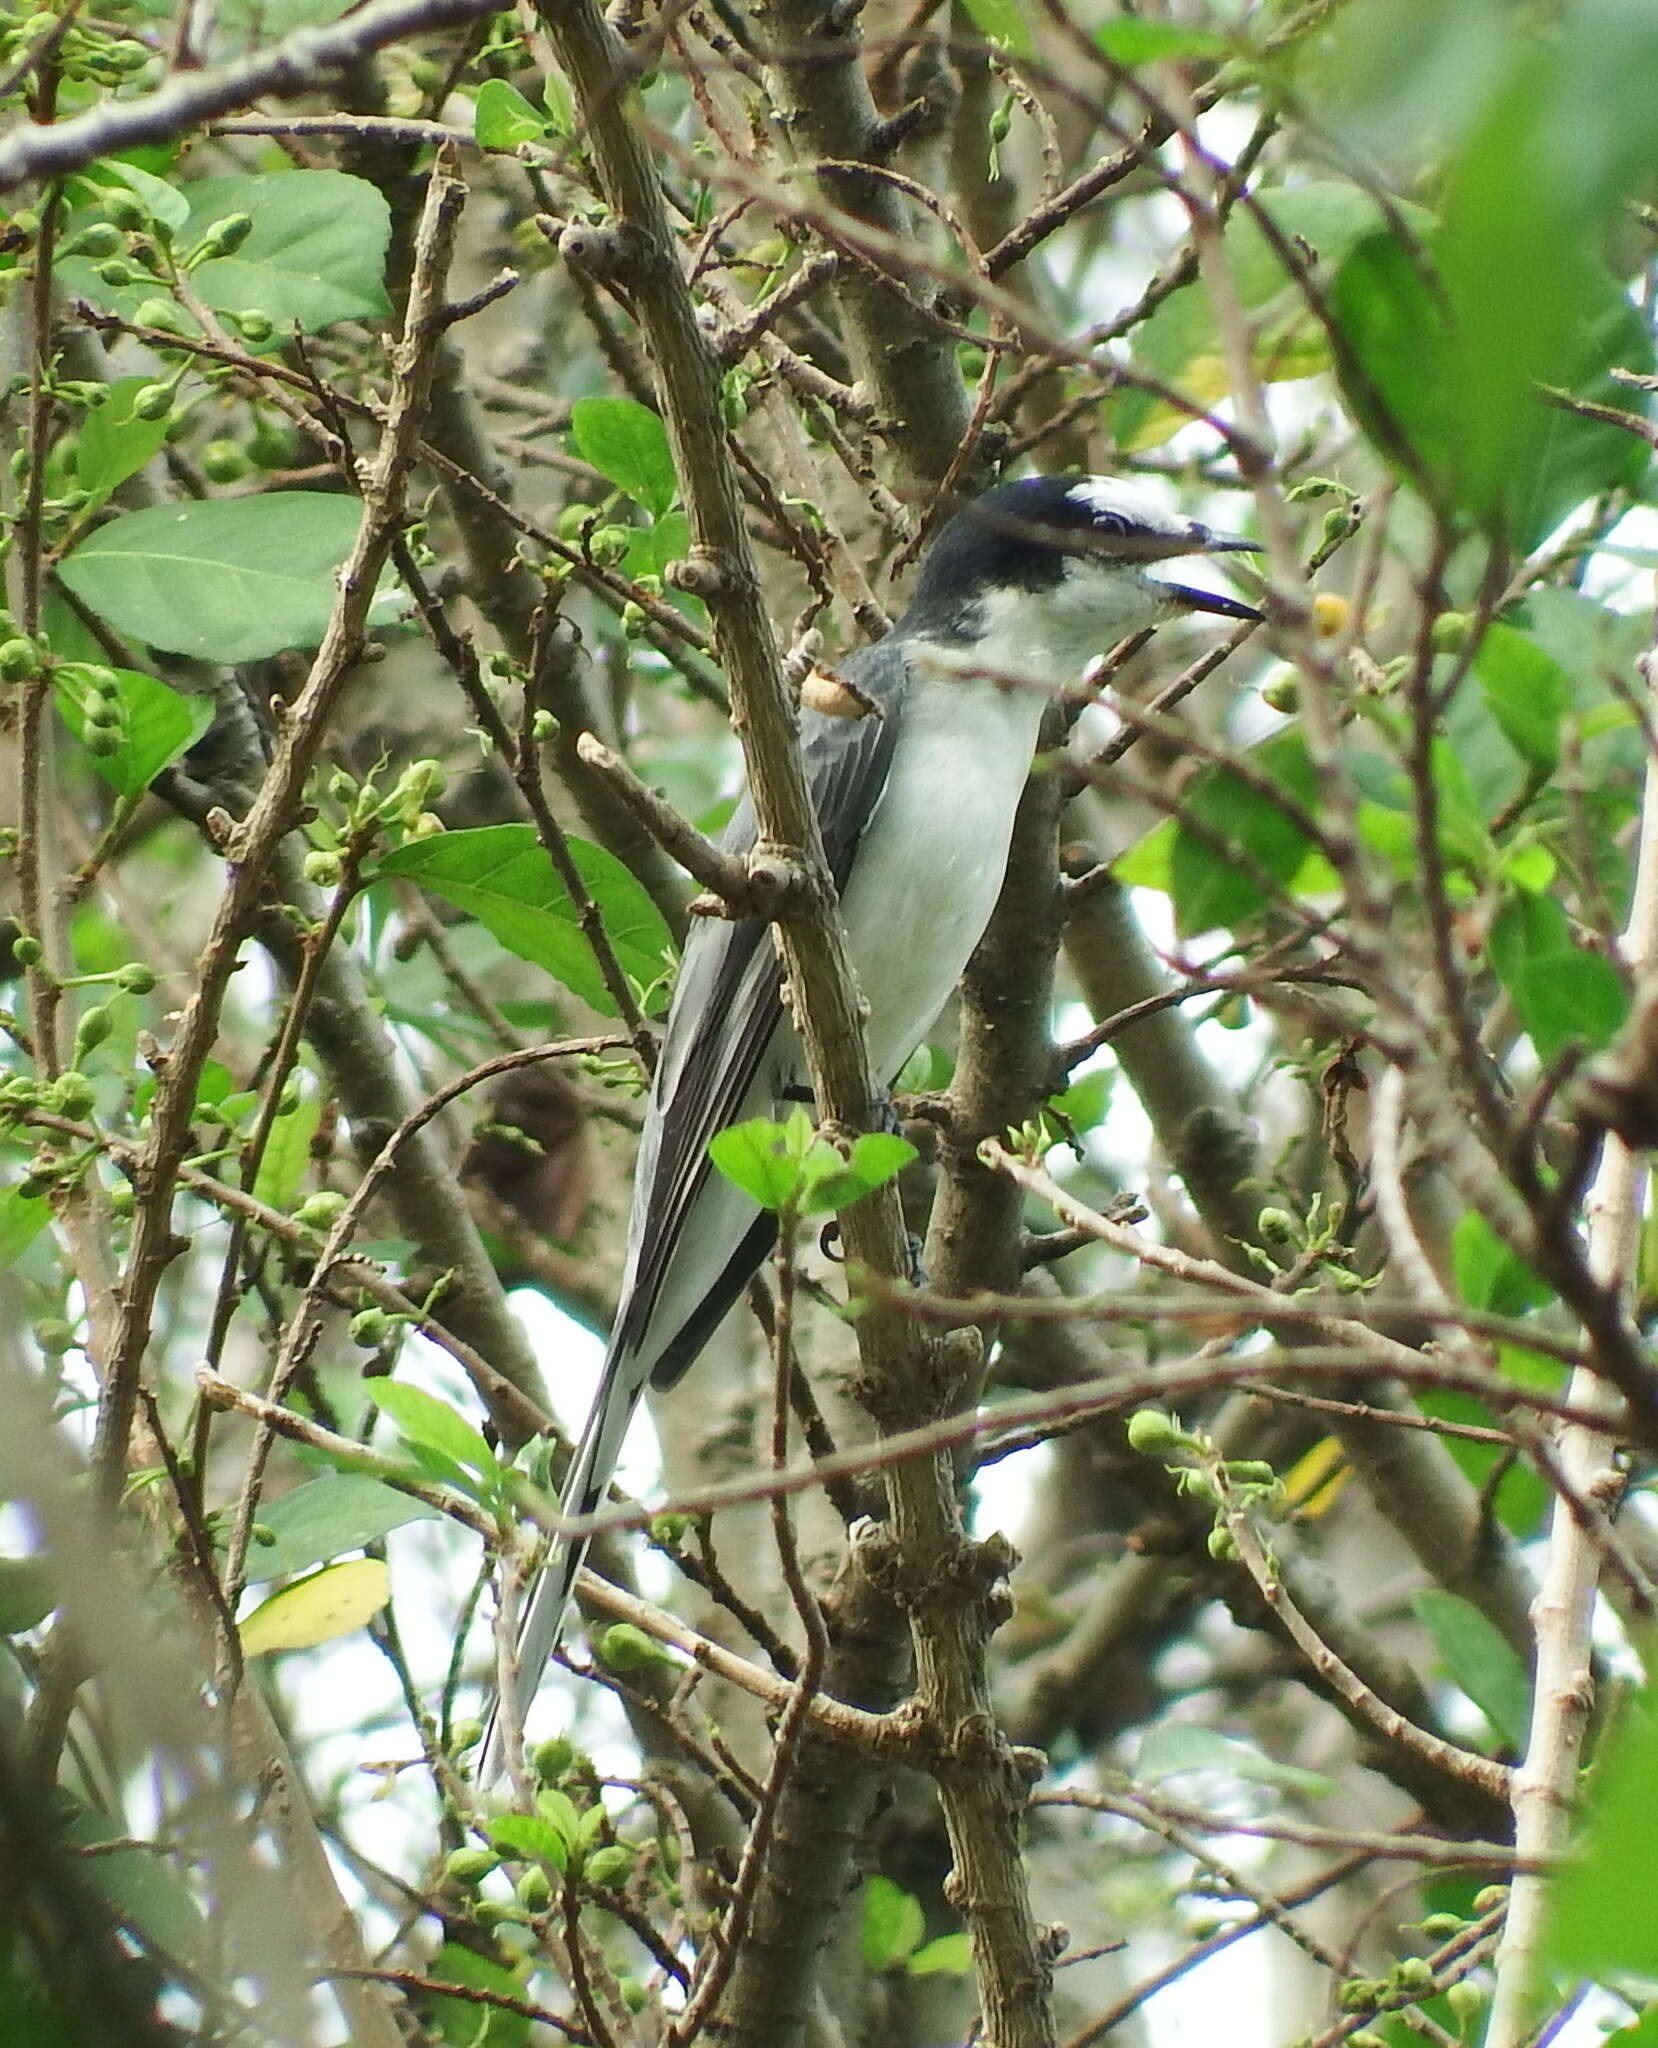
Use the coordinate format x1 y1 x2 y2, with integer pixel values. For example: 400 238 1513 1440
835 673 1050 1080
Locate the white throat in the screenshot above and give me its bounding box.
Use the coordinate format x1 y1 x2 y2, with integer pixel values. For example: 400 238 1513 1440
909 559 1172 690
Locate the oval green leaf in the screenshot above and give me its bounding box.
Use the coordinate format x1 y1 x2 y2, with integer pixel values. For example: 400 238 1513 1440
57 493 388 663
374 824 674 1018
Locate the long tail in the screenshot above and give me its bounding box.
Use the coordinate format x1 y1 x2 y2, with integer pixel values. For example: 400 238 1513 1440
478 1343 650 1782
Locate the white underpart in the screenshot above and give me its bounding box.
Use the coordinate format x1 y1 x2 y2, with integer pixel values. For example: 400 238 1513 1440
637 559 1174 1372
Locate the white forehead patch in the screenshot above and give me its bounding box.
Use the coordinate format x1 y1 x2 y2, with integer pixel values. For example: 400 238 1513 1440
1066 476 1190 538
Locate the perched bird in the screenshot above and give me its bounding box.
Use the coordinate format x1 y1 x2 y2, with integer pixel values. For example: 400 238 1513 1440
483 474 1261 1773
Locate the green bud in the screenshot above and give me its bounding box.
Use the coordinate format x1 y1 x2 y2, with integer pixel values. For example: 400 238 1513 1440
1445 1981 1486 2027
410 811 444 840
116 962 156 995
106 38 152 72
556 500 594 540
109 1183 135 1217
449 1717 484 1753
1393 1957 1434 1992
589 525 630 566
73 1005 114 1059
12 935 43 967
1257 1206 1296 1244
620 601 647 636
85 694 124 730
1205 1525 1237 1560
1472 1885 1508 1913
200 438 251 484
1430 611 1472 654
0 638 41 681
350 1308 392 1347
132 297 184 334
104 193 150 232
302 850 342 888
532 1735 576 1783
1416 1913 1465 1939
1125 1409 1185 1456
131 381 175 422
1224 1460 1277 1486
515 1865 551 1911
471 1899 521 1930
85 725 122 758
445 1846 501 1886
292 1189 348 1230
1260 665 1299 715
989 104 1013 142
196 212 253 258
50 1071 95 1119
1340 1979 1383 2013
234 309 274 345
69 222 124 258
584 1844 634 1889
34 1318 75 1356
94 257 137 287
595 1622 675 1672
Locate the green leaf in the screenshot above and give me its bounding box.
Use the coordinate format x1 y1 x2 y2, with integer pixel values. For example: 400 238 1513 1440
55 1797 204 1957
1136 1722 1333 1796
1094 21 1225 63
1331 226 1653 545
570 396 678 519
1488 890 1628 1063
707 1110 912 1217
183 171 391 332
487 1812 569 1871
797 1129 916 1219
474 79 548 149
212 0 359 47
1548 1687 1658 1978
366 1381 496 1480
77 157 190 232
1451 1210 1551 1316
57 494 394 664
374 825 674 1019
74 379 172 506
53 665 214 801
861 1875 926 1971
424 1941 533 2048
241 1474 442 1583
1166 730 1319 937
250 1075 323 1212
1410 1588 1530 1750
908 1932 974 1977
0 1183 51 1268
535 1787 582 1850
708 1113 810 1212
0 1557 54 1634
541 68 575 137
954 0 1032 56
1112 817 1175 893
1473 618 1563 770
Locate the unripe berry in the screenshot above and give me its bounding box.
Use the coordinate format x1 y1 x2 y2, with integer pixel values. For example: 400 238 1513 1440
1125 1409 1185 1455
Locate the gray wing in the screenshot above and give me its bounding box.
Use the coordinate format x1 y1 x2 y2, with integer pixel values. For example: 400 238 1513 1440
614 637 910 1387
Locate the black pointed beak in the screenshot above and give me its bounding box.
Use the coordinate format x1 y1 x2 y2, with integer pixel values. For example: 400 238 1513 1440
1160 581 1264 622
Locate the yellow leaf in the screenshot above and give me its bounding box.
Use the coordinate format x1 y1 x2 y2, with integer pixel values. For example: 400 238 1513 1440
239 1558 390 1656
1284 1437 1350 1519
